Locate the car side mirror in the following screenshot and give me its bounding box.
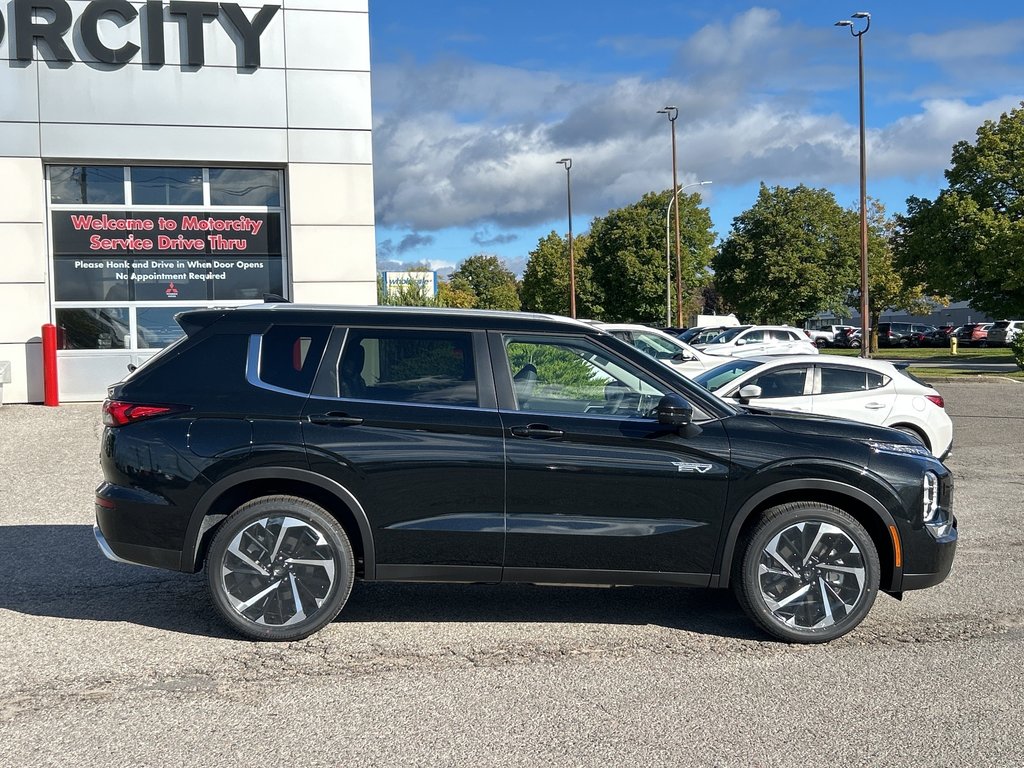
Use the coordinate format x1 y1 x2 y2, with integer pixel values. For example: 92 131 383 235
655 393 702 437
672 351 693 362
655 393 693 426
735 338 746 345
736 384 762 403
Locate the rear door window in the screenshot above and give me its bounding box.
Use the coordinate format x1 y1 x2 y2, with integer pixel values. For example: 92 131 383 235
819 366 889 394
339 330 478 406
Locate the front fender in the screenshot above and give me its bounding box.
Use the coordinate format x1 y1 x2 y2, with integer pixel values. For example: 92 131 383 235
713 470 903 591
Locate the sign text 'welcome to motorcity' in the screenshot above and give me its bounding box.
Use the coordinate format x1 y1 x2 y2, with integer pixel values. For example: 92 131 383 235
0 0 280 68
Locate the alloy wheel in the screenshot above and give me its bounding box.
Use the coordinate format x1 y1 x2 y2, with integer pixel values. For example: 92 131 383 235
220 515 337 627
757 520 866 631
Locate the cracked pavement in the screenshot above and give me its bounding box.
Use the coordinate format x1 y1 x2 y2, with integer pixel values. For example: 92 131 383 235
1 381 1022 767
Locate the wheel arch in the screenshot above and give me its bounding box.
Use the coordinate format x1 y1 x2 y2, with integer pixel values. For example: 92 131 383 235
887 421 931 452
714 479 902 592
181 468 375 578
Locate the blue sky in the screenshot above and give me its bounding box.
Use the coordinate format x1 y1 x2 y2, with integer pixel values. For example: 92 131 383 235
369 2 1024 276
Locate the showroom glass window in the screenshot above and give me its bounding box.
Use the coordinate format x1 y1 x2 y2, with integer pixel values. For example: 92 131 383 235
48 166 285 352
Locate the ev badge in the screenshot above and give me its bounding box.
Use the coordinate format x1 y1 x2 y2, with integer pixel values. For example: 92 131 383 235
672 462 713 474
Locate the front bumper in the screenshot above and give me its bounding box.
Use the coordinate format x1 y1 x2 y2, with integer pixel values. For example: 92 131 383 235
901 516 958 590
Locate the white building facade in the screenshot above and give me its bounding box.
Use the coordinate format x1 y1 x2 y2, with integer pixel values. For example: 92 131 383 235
1 0 375 402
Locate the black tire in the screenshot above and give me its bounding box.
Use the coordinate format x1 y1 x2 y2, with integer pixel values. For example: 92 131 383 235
206 495 355 641
732 502 880 643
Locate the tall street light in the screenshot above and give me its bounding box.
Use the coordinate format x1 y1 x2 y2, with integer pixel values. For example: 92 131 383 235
657 106 684 327
556 158 576 318
836 11 871 358
665 181 712 327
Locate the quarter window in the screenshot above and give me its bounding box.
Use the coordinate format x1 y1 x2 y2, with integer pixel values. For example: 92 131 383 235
259 325 331 394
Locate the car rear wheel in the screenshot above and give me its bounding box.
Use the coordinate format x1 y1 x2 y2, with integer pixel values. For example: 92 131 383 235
206 495 355 641
732 502 880 643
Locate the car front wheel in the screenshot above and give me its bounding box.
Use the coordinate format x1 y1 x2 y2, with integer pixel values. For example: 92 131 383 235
206 495 355 641
732 502 880 643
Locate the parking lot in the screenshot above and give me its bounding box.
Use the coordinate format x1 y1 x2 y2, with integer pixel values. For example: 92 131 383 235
2 380 1023 767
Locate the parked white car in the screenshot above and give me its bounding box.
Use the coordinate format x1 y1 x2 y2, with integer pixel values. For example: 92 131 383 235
987 320 1023 347
695 325 820 357
693 355 953 458
591 323 721 377
805 324 856 347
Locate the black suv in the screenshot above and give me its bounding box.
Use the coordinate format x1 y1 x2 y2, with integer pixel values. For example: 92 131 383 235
94 305 957 643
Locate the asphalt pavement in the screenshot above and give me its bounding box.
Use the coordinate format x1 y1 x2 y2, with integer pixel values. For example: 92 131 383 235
1 382 1022 767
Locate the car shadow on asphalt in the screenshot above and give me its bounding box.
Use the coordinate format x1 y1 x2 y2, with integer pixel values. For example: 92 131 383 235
1 524 763 642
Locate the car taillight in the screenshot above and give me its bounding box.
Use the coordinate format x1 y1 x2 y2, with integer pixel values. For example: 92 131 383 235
102 399 186 426
925 394 944 409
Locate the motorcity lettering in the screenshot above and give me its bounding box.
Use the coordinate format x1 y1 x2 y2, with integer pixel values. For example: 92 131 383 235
69 213 264 252
0 0 280 68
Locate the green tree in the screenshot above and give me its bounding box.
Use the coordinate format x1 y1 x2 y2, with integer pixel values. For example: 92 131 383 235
437 280 477 308
895 103 1024 318
851 201 947 350
714 184 859 324
449 254 521 311
520 231 597 317
587 190 715 323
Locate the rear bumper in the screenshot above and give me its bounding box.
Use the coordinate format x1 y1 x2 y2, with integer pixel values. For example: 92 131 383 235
95 481 189 571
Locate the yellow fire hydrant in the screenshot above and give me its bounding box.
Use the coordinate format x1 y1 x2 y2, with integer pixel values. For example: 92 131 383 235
950 335 958 355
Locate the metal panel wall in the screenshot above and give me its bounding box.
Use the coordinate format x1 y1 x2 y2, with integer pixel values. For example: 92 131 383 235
0 0 375 402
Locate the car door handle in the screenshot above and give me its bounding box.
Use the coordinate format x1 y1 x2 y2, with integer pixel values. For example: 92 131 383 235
863 402 887 410
510 424 565 439
306 413 364 426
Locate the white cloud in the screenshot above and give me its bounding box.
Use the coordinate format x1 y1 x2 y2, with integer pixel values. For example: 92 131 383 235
908 22 1024 62
370 9 1024 233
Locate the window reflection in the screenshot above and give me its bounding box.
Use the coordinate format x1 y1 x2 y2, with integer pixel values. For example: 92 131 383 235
210 168 281 206
56 308 130 350
50 166 125 205
131 167 203 205
137 307 191 349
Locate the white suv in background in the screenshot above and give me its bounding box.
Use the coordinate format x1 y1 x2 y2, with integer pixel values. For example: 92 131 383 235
987 320 1023 347
590 323 721 377
695 325 819 358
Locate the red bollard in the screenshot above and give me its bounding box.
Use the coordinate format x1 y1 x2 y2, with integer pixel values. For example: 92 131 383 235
42 323 59 406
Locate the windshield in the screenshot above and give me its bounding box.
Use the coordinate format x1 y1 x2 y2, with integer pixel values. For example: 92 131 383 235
630 330 688 359
705 326 750 345
693 358 762 391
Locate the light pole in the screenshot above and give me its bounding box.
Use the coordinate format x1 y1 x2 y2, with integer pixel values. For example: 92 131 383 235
836 11 871 358
665 181 712 327
657 106 684 327
556 158 576 318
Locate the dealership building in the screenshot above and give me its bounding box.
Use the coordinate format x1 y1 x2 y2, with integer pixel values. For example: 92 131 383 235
1 0 375 403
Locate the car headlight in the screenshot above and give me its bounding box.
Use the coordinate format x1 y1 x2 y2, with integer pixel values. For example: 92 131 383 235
922 471 939 522
867 440 932 458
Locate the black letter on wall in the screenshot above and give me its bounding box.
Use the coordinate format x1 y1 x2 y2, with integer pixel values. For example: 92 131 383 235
14 0 74 62
81 0 140 65
219 4 279 69
143 0 165 65
168 1 219 67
